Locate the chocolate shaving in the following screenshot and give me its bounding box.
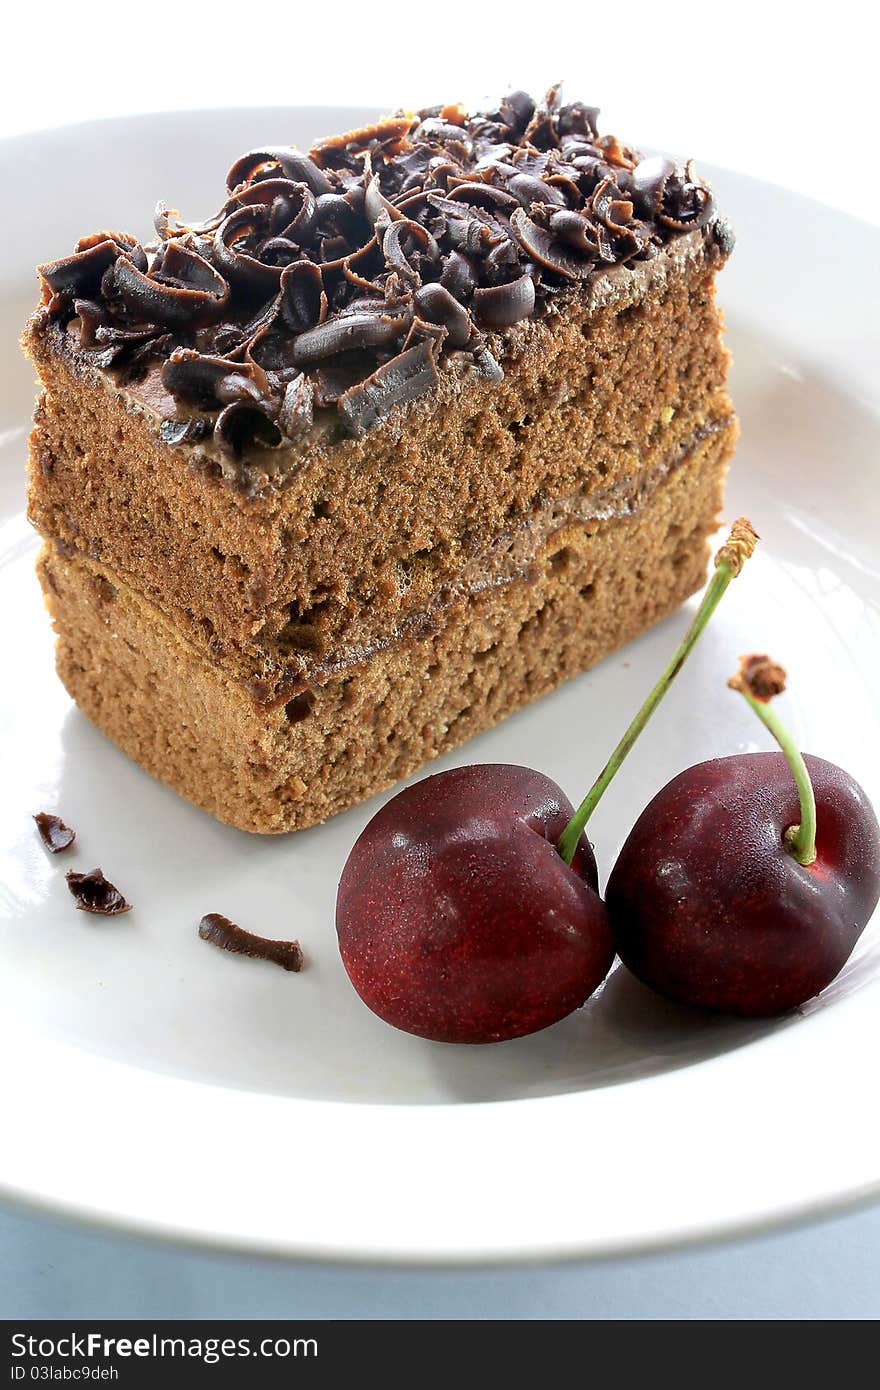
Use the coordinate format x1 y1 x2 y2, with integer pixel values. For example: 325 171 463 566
39 238 124 302
382 219 440 285
279 374 315 436
112 246 229 328
507 173 566 208
631 155 678 216
33 811 76 854
161 349 267 407
214 401 283 457
311 116 414 167
36 87 723 481
439 250 477 298
364 171 405 225
509 208 595 280
315 192 370 244
338 341 439 436
549 209 607 258
213 204 284 295
198 912 303 971
226 147 333 197
279 260 327 333
557 101 600 140
446 182 519 212
472 339 504 382
72 298 109 347
311 353 376 406
66 868 132 915
414 282 473 347
472 273 536 327
499 90 536 134
159 417 209 445
291 307 408 364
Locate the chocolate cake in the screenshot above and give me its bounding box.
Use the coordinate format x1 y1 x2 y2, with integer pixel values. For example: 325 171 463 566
24 88 738 833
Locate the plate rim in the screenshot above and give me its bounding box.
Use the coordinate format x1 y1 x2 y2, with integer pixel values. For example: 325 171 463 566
2 107 879 1265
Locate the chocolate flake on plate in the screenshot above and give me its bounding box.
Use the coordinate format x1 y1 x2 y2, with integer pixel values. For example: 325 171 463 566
198 912 304 971
33 811 76 854
65 867 133 915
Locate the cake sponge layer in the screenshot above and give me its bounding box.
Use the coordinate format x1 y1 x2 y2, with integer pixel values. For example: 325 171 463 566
37 428 729 833
27 231 732 696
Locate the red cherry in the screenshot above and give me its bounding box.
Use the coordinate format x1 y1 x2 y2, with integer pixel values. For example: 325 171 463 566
606 752 880 1015
336 764 613 1043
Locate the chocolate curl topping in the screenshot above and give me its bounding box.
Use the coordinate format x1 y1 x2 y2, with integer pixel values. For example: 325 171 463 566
226 147 332 197
657 160 715 231
113 246 229 328
338 341 439 437
632 155 714 230
310 116 415 167
159 417 210 446
507 173 566 208
631 155 678 215
439 250 477 299
509 208 596 280
413 282 473 348
214 401 283 457
279 260 327 333
472 273 536 327
279 374 315 437
557 101 600 140
213 204 284 294
222 178 319 251
154 201 224 242
445 182 520 212
161 349 269 408
549 209 607 257
38 233 144 301
382 218 440 285
36 87 725 487
364 171 405 225
291 307 409 365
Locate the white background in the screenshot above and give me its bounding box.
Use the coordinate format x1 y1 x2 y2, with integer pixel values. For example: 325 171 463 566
3 1 877 223
2 0 878 1321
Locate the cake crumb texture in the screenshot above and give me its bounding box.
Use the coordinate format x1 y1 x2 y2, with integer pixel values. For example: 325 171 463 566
37 427 732 833
26 246 731 695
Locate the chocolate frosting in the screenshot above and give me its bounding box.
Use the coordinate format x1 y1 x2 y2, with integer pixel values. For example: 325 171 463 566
36 88 722 485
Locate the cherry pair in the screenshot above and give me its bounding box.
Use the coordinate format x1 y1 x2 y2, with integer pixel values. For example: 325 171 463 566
336 522 880 1042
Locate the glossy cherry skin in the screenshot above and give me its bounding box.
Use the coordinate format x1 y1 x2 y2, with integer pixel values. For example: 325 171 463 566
606 752 880 1016
336 764 614 1043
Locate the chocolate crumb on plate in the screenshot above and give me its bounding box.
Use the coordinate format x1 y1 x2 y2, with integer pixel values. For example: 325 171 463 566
66 867 132 915
33 811 76 853
198 912 304 971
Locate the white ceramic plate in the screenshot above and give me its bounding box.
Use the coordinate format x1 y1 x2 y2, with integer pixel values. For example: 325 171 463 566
1 110 878 1265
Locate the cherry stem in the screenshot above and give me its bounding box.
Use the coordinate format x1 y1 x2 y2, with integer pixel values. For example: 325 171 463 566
729 673 817 868
557 519 759 866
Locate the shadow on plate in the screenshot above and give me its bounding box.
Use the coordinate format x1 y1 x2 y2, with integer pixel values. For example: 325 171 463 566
35 658 878 1108
416 963 784 1104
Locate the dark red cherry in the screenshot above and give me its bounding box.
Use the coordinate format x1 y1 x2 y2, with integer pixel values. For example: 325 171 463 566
336 764 614 1043
606 752 880 1016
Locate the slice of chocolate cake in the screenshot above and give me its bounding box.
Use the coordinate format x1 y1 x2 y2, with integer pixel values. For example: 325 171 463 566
24 89 738 833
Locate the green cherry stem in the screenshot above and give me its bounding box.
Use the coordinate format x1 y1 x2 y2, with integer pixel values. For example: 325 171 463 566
557 517 759 866
728 656 817 867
